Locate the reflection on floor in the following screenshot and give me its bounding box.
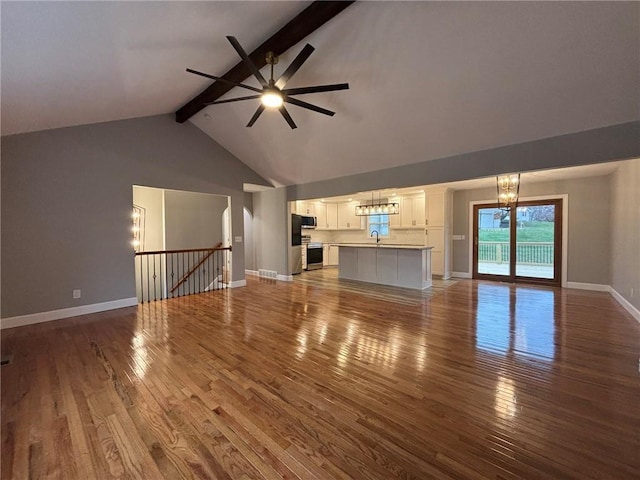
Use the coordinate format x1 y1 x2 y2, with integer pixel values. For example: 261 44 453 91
2 273 639 479
295 266 458 306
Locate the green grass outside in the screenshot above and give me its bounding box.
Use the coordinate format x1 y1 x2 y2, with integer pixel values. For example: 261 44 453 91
479 221 555 243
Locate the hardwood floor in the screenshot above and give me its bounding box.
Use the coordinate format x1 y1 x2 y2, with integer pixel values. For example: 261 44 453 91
2 275 639 479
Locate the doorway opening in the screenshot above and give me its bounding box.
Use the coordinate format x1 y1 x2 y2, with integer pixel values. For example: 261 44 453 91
131 186 232 302
472 199 563 285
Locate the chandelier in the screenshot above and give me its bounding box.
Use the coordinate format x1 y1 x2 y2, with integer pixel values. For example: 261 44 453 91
496 173 520 211
355 192 399 216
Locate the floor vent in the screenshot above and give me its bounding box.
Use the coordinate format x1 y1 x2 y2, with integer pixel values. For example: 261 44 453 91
1 355 13 366
258 269 278 279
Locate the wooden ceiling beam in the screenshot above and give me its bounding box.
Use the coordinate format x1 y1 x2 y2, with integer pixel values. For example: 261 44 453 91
175 1 355 123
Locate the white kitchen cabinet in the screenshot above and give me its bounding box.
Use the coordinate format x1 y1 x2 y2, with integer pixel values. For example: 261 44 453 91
317 203 338 230
315 203 327 229
301 246 307 270
322 244 340 266
337 202 363 229
426 192 444 227
424 188 452 278
328 244 340 265
296 201 315 216
426 226 445 276
394 194 425 228
388 197 402 227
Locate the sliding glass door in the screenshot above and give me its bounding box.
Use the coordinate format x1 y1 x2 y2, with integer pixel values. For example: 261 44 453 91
473 199 562 285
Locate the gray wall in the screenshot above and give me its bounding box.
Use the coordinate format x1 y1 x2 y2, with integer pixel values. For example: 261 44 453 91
164 190 228 250
1 114 269 318
452 175 611 285
287 122 640 201
252 187 288 276
244 208 256 272
610 158 640 311
243 192 256 271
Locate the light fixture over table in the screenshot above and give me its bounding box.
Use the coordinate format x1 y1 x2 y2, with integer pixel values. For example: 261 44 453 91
496 173 520 211
355 192 400 216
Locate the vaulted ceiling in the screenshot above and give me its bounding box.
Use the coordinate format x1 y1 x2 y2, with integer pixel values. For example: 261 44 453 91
2 2 638 187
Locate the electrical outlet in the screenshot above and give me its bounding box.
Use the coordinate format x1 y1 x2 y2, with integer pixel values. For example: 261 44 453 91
631 288 634 298
73 289 81 299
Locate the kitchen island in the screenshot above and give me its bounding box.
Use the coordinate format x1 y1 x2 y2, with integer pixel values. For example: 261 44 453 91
338 244 432 290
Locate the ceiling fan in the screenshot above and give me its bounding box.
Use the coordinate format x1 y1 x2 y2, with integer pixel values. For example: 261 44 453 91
186 36 349 129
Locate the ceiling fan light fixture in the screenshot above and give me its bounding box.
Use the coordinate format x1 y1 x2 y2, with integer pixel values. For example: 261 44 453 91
261 90 283 108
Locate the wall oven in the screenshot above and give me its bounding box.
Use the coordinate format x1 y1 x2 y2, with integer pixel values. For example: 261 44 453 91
306 242 323 270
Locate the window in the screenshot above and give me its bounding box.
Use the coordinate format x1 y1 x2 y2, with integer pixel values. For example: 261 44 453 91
368 214 390 237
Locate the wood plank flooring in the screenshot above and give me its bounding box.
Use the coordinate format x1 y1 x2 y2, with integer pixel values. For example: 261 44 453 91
2 275 639 479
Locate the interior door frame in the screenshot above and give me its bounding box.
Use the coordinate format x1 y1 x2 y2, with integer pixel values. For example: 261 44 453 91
468 195 568 287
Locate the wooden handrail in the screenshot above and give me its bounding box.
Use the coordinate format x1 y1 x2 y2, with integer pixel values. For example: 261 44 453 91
169 242 224 294
135 245 231 256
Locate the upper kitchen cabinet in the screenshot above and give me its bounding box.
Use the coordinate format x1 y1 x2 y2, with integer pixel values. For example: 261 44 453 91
316 203 338 230
295 200 315 216
337 202 363 230
426 192 445 227
392 194 425 228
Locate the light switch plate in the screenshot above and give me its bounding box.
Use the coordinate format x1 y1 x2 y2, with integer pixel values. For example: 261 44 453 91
234 236 243 243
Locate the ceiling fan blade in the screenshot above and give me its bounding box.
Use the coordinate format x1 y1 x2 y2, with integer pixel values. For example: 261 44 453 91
226 36 268 87
274 44 315 89
284 97 335 117
204 95 262 106
246 105 266 127
279 105 298 129
186 69 263 94
282 83 350 96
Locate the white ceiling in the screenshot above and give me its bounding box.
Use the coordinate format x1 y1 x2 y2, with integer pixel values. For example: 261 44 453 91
2 2 638 188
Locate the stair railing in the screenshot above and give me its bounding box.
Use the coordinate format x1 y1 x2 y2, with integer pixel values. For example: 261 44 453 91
134 244 231 303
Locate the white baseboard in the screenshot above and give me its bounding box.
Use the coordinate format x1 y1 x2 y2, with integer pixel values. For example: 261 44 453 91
566 282 610 292
245 270 259 277
227 280 247 288
277 274 293 282
0 297 138 330
452 271 472 279
610 288 640 323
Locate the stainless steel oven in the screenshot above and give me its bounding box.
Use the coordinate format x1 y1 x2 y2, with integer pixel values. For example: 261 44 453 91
306 242 323 270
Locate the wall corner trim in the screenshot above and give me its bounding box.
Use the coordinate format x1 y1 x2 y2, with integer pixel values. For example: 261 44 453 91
277 274 294 282
566 282 610 292
610 288 640 323
452 272 472 279
228 280 247 288
0 297 138 330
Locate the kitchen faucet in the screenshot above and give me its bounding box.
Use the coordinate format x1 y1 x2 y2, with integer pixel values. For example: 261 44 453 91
371 230 380 244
